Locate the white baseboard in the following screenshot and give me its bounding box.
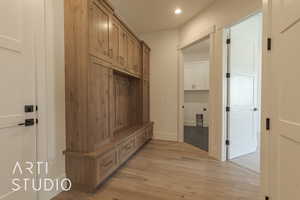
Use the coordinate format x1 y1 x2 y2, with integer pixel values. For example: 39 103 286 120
153 131 178 141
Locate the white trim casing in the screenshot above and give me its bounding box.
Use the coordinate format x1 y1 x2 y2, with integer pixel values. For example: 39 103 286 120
178 27 218 158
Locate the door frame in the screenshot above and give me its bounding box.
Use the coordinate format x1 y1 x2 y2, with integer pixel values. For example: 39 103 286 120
221 5 272 198
261 0 272 198
32 0 52 199
35 1 66 199
177 3 272 198
177 26 216 157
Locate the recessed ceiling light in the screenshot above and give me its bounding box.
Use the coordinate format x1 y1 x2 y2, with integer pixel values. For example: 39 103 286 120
175 8 182 15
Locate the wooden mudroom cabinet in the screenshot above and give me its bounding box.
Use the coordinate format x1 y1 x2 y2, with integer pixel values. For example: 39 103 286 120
64 0 153 192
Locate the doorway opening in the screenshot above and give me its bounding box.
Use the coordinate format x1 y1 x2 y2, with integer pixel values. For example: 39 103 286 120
225 13 262 173
182 37 210 152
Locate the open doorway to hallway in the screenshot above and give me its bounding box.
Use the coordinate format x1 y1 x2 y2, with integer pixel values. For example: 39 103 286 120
225 13 262 173
182 38 210 152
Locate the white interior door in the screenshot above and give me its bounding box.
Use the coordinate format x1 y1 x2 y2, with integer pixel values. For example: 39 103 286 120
269 0 300 199
228 14 262 159
0 0 38 199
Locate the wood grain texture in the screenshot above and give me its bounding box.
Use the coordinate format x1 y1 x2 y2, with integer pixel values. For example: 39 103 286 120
65 123 154 192
65 0 152 191
88 57 111 151
54 140 261 200
64 0 90 152
89 0 111 62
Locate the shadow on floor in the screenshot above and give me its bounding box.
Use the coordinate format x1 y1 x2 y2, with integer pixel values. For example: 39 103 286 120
184 126 209 152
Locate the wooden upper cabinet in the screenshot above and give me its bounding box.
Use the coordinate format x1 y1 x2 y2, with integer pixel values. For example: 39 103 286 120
134 41 142 76
109 16 120 67
89 0 111 62
127 34 135 73
142 45 150 81
119 26 128 69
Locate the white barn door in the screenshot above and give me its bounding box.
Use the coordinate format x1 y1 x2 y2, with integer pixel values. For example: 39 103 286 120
269 0 300 199
228 14 262 159
0 0 39 199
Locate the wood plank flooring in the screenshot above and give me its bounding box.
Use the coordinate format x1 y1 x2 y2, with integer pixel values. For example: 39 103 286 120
53 140 261 200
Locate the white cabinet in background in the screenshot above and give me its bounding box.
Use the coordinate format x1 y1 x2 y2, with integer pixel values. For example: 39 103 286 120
184 60 209 91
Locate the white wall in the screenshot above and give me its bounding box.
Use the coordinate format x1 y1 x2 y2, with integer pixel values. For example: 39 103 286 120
184 91 209 127
140 29 179 141
179 0 262 160
179 0 262 47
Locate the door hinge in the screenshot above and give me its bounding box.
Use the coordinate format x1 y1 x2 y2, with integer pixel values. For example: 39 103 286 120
226 106 230 112
267 38 272 51
226 73 231 78
265 196 270 200
266 118 271 130
226 38 231 44
226 140 230 146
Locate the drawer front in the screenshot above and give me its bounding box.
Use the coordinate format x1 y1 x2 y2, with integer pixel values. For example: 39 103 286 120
119 137 135 162
136 131 147 148
96 150 117 182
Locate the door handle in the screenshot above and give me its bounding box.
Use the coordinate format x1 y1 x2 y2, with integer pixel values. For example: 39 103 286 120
253 108 258 111
18 119 35 127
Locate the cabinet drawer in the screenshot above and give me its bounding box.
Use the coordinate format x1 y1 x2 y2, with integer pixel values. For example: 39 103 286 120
96 150 117 182
119 138 135 162
136 131 147 148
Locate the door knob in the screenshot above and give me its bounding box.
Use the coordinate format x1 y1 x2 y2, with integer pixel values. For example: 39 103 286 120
18 119 35 127
253 108 258 111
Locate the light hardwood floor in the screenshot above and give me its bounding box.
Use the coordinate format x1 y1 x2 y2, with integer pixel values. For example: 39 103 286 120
231 150 260 173
53 140 261 200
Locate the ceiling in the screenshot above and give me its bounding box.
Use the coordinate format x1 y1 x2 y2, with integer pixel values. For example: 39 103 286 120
109 0 216 34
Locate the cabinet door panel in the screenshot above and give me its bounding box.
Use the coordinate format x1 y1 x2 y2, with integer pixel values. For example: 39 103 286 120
127 34 135 73
134 41 141 76
109 17 120 67
89 1 110 61
119 27 128 69
143 80 150 123
143 47 150 80
88 60 112 149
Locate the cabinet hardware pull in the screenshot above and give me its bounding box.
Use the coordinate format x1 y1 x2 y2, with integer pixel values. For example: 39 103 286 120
103 160 113 168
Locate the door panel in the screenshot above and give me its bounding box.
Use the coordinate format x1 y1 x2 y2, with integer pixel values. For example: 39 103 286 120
88 59 111 150
127 34 135 73
279 0 300 31
230 75 255 106
228 14 261 160
89 0 110 61
0 0 37 199
143 47 150 81
270 1 300 198
119 26 127 69
229 110 256 158
109 16 120 67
